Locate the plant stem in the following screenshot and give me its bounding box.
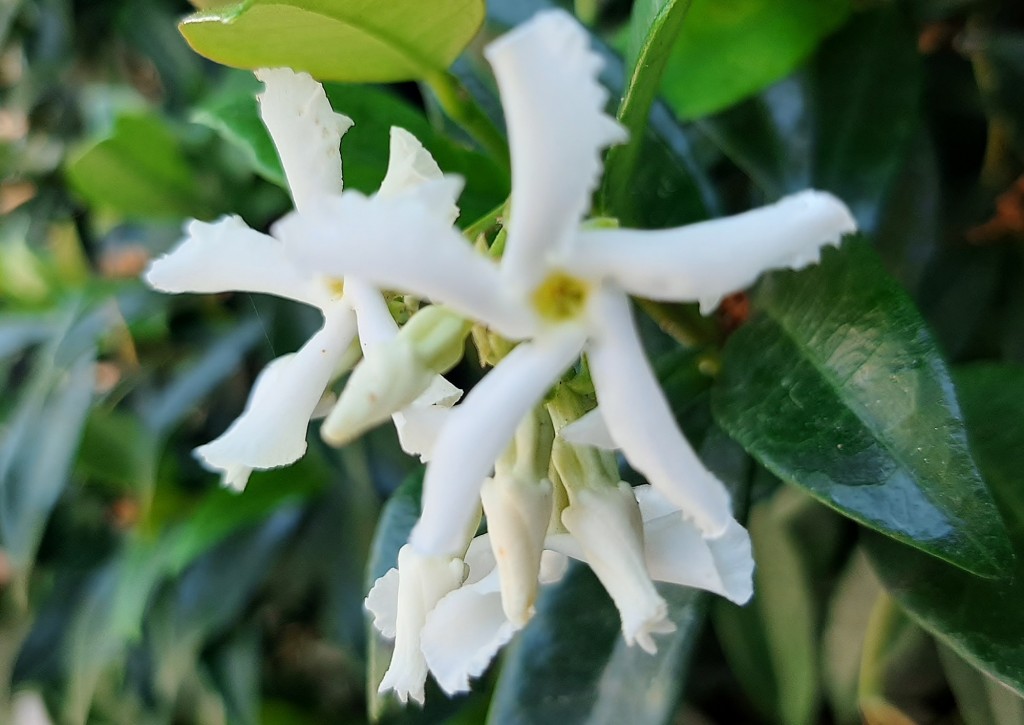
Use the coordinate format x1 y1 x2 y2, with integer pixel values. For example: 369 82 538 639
424 71 510 173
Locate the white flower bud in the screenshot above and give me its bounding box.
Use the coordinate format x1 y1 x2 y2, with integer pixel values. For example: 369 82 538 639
561 482 675 654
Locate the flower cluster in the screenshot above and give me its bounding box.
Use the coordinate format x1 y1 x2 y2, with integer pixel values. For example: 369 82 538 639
144 9 856 707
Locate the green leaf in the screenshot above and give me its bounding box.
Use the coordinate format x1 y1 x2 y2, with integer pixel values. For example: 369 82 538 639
602 0 696 217
0 313 99 568
660 0 850 120
712 238 1013 577
192 87 286 187
698 5 921 230
179 0 485 83
713 487 821 725
938 644 1024 725
488 566 703 725
65 114 207 219
866 363 1024 696
75 408 158 492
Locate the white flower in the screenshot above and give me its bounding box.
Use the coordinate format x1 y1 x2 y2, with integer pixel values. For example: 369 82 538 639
144 68 461 489
367 484 752 698
278 10 857 549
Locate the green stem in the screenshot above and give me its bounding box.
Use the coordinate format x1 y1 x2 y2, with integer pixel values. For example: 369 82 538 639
637 299 718 349
424 71 510 172
600 0 695 216
463 198 508 241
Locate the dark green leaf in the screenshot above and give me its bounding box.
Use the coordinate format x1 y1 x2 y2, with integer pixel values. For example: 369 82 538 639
712 238 1012 577
179 0 485 83
488 565 702 725
192 86 286 187
698 5 921 230
866 363 1024 696
660 0 850 120
65 114 208 219
938 644 1024 725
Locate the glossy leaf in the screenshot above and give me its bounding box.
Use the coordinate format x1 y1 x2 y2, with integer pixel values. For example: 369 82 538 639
660 0 850 120
65 114 207 219
939 645 1024 725
697 5 921 230
488 565 703 725
712 238 1012 577
179 0 485 83
866 364 1024 696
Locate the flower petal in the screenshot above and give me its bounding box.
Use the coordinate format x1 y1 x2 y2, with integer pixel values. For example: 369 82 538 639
571 190 856 312
560 482 675 654
365 567 401 639
277 191 534 339
378 545 467 706
485 9 626 293
392 405 451 462
144 216 321 307
558 406 617 450
195 305 356 474
255 68 352 211
635 485 754 605
410 329 587 556
586 288 733 536
378 127 460 225
421 569 517 696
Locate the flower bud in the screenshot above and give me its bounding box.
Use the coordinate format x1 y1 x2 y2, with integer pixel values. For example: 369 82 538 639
322 306 469 446
561 482 675 654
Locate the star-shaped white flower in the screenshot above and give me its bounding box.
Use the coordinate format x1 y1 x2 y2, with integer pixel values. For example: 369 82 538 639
278 11 856 548
144 68 460 490
366 483 751 700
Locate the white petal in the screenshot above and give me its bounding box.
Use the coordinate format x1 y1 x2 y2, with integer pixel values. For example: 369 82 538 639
481 473 553 626
635 485 754 605
421 570 517 696
392 405 451 462
560 482 674 654
558 406 617 450
365 567 401 639
11 690 53 725
410 329 587 556
586 289 733 536
393 374 463 462
195 305 356 472
346 277 399 349
255 68 352 211
220 464 253 493
378 127 460 225
144 216 320 307
570 190 857 312
277 192 534 339
485 9 626 292
378 545 467 706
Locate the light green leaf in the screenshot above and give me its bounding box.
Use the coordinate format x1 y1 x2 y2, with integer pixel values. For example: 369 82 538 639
179 0 485 83
661 0 849 120
65 114 207 219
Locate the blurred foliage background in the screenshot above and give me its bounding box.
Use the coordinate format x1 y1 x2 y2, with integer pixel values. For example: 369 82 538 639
2 0 1024 723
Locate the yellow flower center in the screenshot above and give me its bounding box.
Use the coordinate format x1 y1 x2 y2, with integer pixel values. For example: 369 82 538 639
326 277 345 298
531 271 590 322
